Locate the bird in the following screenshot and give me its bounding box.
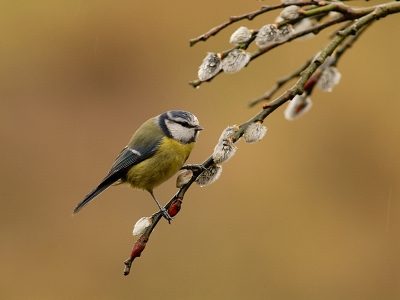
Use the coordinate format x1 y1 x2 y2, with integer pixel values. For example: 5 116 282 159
73 110 203 220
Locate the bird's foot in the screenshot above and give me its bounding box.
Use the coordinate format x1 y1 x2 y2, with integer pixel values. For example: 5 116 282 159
159 206 173 223
181 164 206 175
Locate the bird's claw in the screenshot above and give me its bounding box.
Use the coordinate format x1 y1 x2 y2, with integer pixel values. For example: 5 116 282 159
159 206 173 223
181 164 206 174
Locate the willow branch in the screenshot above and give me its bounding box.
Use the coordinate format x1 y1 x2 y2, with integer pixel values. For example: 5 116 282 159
249 21 372 107
248 57 312 107
327 20 353 39
189 0 382 47
124 1 400 275
123 165 206 275
333 22 372 65
189 14 346 88
189 1 399 89
189 1 320 47
236 3 400 132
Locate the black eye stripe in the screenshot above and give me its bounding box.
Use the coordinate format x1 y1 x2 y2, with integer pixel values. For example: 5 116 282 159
177 121 199 129
174 120 191 128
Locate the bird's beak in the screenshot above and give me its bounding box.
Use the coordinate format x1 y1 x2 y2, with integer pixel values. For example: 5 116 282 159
195 125 204 131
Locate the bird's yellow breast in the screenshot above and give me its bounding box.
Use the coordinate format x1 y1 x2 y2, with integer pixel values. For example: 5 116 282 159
126 137 195 191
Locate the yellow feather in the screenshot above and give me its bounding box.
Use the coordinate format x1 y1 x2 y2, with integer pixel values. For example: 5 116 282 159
126 137 195 191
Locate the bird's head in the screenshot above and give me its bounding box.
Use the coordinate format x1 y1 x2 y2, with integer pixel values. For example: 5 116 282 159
159 110 203 144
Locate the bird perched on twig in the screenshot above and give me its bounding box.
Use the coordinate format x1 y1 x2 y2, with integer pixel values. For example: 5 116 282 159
73 110 203 221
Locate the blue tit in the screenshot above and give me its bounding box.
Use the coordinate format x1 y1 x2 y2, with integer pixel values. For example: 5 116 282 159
73 110 203 220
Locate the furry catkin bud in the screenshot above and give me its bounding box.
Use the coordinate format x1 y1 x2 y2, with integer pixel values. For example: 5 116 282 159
280 5 300 20
218 125 239 141
176 169 193 188
213 139 237 163
294 18 314 40
275 24 294 42
195 164 222 187
317 67 341 92
255 24 279 48
213 139 237 164
329 11 342 19
198 52 222 81
222 49 251 74
132 217 153 236
212 125 238 163
284 94 313 121
230 26 252 45
243 122 267 143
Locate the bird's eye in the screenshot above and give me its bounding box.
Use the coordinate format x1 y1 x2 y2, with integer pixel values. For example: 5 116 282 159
176 121 190 128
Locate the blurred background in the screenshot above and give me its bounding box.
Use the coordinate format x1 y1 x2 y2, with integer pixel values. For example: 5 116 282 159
1 1 399 299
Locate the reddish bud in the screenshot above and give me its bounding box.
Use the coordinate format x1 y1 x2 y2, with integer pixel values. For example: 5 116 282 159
168 198 182 217
284 93 312 121
123 236 149 276
304 71 321 92
317 67 341 92
129 236 148 261
262 103 270 109
295 102 307 114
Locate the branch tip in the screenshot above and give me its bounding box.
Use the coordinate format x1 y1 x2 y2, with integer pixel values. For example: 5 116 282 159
123 235 149 276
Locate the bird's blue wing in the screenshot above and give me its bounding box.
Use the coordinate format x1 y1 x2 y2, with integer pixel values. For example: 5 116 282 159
107 142 160 179
73 140 161 215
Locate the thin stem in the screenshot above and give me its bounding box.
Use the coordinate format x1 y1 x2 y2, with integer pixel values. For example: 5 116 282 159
189 1 400 88
248 57 313 107
124 1 400 274
236 2 400 136
333 22 372 65
189 14 346 89
189 1 320 47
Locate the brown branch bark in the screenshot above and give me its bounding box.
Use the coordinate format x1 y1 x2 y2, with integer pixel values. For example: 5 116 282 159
124 1 400 275
189 1 399 88
189 1 320 47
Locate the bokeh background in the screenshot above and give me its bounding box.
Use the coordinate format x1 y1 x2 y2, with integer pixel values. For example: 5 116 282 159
1 1 399 299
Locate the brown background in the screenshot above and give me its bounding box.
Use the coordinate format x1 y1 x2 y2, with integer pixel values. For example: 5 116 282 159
1 1 399 299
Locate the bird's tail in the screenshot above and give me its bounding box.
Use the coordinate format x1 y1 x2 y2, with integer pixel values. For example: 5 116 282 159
72 179 115 215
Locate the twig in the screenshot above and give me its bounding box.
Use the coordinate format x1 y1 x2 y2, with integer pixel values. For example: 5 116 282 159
189 1 320 47
189 14 346 89
236 2 400 131
333 22 372 65
189 1 393 89
248 57 312 107
248 22 372 107
124 1 400 275
327 20 353 39
123 165 209 276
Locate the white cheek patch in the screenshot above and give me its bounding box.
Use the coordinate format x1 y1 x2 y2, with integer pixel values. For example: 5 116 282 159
165 120 194 144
